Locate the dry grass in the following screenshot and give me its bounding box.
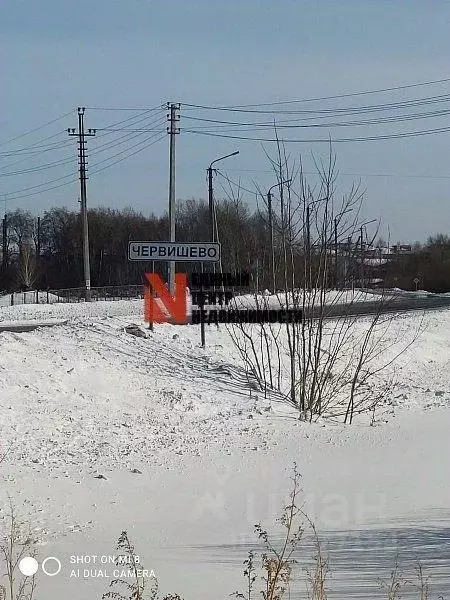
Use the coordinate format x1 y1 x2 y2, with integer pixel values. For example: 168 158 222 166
0 466 446 599
0 502 37 600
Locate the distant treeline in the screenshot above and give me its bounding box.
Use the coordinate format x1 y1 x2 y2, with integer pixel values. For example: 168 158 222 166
1 200 450 293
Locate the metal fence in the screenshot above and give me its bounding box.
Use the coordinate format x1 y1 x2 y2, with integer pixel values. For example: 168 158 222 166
3 285 145 306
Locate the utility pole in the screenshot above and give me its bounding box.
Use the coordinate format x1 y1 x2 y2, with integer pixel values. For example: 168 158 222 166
207 151 239 288
306 205 311 292
360 225 364 287
267 190 275 292
207 153 240 238
36 216 41 287
334 217 338 289
36 216 41 258
208 166 214 244
68 107 96 300
167 102 180 294
2 214 7 268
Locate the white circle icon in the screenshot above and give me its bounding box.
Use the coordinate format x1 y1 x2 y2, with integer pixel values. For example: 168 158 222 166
19 557 39 577
41 557 62 577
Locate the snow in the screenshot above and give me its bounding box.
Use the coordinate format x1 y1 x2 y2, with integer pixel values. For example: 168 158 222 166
1 298 450 598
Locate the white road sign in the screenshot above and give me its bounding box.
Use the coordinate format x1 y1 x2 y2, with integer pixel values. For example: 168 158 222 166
128 241 221 262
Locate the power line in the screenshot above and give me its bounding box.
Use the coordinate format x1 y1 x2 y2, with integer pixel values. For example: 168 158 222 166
0 155 76 177
90 132 166 176
181 106 450 131
2 115 165 182
0 109 75 148
90 116 166 154
4 175 79 202
224 167 450 181
183 123 450 143
181 93 450 117
215 170 258 196
0 123 162 178
6 130 166 202
181 76 450 111
89 130 165 171
0 139 72 158
93 108 166 136
85 104 165 112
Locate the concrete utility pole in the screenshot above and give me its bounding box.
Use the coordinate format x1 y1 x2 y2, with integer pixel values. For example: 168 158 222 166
334 217 338 289
36 214 41 263
208 166 214 244
68 107 96 300
36 217 40 256
360 225 364 287
167 103 180 294
267 179 291 292
306 205 311 292
206 151 239 287
2 214 7 268
267 189 275 292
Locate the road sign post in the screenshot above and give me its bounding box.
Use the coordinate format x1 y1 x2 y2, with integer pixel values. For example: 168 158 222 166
129 241 221 347
128 241 221 263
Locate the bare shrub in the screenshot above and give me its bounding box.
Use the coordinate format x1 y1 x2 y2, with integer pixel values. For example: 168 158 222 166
232 464 328 600
102 531 183 600
0 503 37 600
225 145 423 422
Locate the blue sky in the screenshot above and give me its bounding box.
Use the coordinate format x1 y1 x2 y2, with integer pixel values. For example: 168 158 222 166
2 0 450 242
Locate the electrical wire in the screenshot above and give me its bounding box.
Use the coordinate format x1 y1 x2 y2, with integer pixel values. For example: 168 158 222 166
183 93 450 116
6 130 167 202
215 170 258 196
0 139 72 158
183 123 450 143
89 116 166 154
181 106 450 131
89 130 166 171
181 76 450 110
90 133 166 176
225 167 450 180
0 109 75 148
0 155 77 177
1 114 165 178
85 104 166 112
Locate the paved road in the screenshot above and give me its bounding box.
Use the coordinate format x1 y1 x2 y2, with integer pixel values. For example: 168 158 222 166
308 294 450 319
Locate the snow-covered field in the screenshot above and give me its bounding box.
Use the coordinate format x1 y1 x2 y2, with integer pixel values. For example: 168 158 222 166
1 299 450 599
0 286 406 314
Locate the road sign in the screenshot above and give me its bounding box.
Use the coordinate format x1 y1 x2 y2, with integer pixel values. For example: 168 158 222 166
413 277 420 284
128 241 221 262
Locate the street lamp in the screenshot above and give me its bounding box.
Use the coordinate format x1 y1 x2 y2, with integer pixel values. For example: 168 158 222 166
207 151 239 244
267 179 291 292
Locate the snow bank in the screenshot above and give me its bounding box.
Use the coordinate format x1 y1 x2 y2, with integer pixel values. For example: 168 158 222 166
0 300 449 598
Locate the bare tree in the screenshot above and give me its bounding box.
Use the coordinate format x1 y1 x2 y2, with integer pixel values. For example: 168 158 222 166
226 145 423 423
17 242 37 291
